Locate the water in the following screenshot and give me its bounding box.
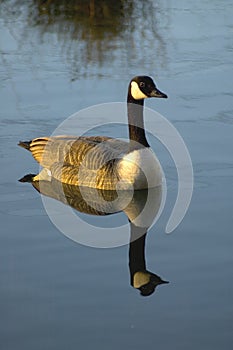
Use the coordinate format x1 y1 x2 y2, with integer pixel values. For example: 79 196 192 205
0 1 233 349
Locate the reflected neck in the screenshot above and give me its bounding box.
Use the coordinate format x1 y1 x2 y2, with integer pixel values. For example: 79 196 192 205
127 92 150 148
129 228 147 281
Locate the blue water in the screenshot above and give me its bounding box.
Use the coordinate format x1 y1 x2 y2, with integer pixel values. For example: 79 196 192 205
0 1 233 349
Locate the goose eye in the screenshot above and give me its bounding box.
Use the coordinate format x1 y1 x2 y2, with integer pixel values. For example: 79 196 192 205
139 82 145 88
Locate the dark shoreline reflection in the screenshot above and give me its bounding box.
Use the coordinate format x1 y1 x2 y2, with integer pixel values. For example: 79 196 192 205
1 0 168 79
19 175 168 296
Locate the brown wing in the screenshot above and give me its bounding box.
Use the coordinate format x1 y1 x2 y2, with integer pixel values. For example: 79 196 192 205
25 136 128 168
19 135 130 189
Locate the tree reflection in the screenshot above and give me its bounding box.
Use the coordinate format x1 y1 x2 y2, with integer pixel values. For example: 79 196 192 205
0 0 169 79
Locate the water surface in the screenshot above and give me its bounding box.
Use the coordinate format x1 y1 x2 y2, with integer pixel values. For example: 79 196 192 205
0 1 233 349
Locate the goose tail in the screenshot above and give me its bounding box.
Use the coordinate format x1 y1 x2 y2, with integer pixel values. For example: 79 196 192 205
18 173 37 183
18 140 31 151
18 137 50 166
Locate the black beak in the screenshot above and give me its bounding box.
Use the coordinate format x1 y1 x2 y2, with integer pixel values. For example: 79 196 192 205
150 88 167 99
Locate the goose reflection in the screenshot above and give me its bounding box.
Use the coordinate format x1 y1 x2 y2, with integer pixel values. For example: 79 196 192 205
20 174 168 296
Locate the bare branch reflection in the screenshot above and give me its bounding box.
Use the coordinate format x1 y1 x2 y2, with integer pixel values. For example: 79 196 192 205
0 0 169 79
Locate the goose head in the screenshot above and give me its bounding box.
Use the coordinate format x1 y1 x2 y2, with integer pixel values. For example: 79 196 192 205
129 75 167 101
127 76 167 147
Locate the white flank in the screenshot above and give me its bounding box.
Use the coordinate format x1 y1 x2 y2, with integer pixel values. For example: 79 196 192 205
130 81 148 100
117 148 162 189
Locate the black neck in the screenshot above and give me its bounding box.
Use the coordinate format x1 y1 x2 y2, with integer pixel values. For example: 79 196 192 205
127 92 150 148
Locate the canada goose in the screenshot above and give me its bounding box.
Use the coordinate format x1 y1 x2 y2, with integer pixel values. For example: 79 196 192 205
18 76 167 190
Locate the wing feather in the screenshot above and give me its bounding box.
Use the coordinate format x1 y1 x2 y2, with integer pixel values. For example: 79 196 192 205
25 136 129 189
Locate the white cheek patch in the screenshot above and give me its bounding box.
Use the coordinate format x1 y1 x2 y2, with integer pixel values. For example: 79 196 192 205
131 81 148 100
